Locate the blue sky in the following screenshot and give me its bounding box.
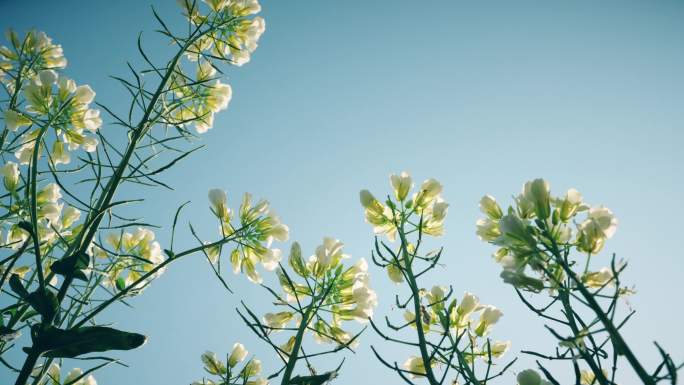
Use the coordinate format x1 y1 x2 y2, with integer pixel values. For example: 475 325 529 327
2 0 683 384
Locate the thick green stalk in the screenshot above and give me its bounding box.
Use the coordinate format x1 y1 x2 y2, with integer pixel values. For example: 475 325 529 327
14 349 40 385
27 124 51 289
397 224 440 385
281 305 314 385
557 288 611 385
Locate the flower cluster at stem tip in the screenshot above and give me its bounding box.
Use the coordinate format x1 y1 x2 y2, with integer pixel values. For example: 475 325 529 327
194 343 268 385
266 239 378 348
207 187 289 284
402 290 510 377
172 0 265 133
360 171 449 241
1 29 102 165
476 178 621 293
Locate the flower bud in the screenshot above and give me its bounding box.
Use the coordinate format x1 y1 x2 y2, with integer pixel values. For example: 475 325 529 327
37 183 62 203
288 242 308 277
390 171 412 201
243 359 262 377
359 189 377 209
476 218 500 242
524 178 551 219
263 311 293 328
61 206 81 228
517 369 543 385
457 292 479 317
227 343 248 367
403 356 427 378
500 270 544 292
386 263 404 284
413 178 443 209
3 110 31 131
201 351 227 375
474 305 503 336
208 188 230 219
431 200 449 222
1 161 19 191
479 194 503 219
74 84 95 104
559 188 582 221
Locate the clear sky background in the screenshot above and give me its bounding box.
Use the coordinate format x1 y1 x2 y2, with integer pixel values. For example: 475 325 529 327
1 0 683 384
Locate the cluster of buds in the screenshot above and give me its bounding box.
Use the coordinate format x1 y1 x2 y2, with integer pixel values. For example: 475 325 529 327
476 178 620 292
268 239 377 347
194 343 267 385
516 369 553 385
360 172 448 241
207 188 289 284
101 227 166 294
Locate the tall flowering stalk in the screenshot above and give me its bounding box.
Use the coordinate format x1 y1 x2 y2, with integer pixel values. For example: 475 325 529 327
0 1 276 385
477 179 679 384
359 172 514 385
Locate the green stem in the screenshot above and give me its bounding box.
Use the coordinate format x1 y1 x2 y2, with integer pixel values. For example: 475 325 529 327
557 288 611 385
397 225 440 385
567 267 655 385
13 349 40 385
28 125 49 290
281 305 314 385
544 227 655 385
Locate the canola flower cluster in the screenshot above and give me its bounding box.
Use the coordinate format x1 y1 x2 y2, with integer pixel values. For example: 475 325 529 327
0 182 84 283
100 227 166 293
360 172 448 241
194 343 267 385
170 0 265 133
264 239 377 349
207 188 289 284
1 30 102 165
476 178 620 292
402 290 510 377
